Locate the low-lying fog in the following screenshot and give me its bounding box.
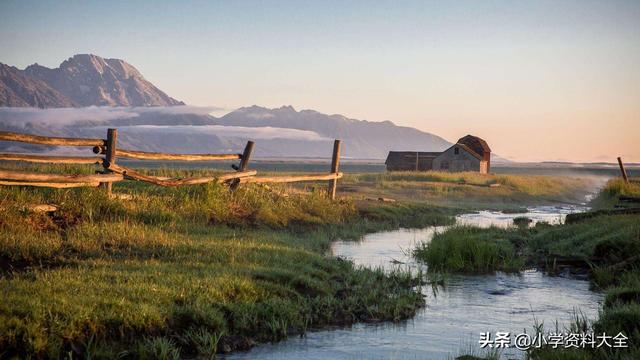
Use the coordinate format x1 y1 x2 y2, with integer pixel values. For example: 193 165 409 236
0 106 334 157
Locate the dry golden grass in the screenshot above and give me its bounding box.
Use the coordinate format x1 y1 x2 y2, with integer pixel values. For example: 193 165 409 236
340 170 593 208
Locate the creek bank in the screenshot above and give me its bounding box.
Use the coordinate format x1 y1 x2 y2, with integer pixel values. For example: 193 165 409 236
0 184 458 358
225 206 603 360
419 178 640 359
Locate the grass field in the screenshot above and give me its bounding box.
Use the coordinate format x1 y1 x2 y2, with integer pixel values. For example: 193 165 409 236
340 171 595 210
0 163 463 359
0 162 605 358
415 178 640 359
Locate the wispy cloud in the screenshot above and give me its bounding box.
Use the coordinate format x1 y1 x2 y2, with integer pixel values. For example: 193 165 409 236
0 106 137 125
0 105 224 127
0 106 328 141
97 125 330 141
134 105 225 115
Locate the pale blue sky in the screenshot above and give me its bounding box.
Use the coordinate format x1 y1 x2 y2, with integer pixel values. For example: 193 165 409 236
1 0 639 162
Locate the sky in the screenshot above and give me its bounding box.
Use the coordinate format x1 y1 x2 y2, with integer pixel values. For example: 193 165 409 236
1 0 639 162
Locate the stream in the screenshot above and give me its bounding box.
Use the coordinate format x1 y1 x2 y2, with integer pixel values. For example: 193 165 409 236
225 205 604 359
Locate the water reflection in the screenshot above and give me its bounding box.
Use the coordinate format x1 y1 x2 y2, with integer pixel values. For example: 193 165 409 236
456 205 588 228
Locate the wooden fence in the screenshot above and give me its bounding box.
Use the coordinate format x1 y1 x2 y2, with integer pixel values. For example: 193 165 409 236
0 129 343 199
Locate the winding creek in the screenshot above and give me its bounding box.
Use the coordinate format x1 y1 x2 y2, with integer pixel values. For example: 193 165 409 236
226 205 604 359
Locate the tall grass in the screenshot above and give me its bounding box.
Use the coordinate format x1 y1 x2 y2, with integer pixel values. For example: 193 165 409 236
0 165 457 358
345 170 588 193
418 179 640 359
414 214 640 275
341 170 593 207
590 178 640 210
414 226 525 273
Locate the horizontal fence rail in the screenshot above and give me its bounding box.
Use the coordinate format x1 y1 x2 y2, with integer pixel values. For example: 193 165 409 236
107 163 257 187
0 130 104 147
95 148 242 161
0 180 101 188
240 172 343 184
0 129 343 199
0 169 123 183
0 153 104 164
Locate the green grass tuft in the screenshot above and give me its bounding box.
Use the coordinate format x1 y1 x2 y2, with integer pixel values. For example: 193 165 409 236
414 226 525 273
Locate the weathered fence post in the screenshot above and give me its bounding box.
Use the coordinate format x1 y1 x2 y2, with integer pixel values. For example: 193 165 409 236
231 140 254 190
415 151 419 171
238 141 255 172
618 157 629 183
328 139 341 200
102 128 118 193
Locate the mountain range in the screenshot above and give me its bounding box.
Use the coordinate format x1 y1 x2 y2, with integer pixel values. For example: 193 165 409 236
1 54 183 107
1 54 464 159
215 105 451 158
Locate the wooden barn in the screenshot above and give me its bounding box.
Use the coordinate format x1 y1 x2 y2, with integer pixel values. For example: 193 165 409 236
385 135 491 174
384 151 441 171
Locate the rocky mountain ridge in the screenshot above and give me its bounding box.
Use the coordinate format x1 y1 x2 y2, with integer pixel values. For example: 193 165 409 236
0 54 183 108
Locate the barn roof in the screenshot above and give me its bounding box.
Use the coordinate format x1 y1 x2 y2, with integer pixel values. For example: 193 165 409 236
457 135 491 160
454 143 483 160
457 135 491 161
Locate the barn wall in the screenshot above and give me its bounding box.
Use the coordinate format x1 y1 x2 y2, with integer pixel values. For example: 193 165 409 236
433 146 481 172
386 152 437 171
386 146 489 173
